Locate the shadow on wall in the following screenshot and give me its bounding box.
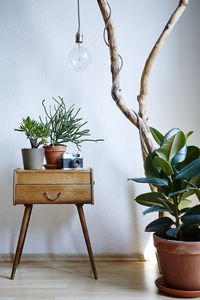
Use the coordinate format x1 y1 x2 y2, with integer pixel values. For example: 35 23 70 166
127 183 143 254
29 205 76 254
128 182 155 258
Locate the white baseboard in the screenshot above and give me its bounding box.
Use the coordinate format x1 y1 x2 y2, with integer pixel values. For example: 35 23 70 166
0 253 145 262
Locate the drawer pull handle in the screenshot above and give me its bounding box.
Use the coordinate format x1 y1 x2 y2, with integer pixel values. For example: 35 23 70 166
44 192 62 201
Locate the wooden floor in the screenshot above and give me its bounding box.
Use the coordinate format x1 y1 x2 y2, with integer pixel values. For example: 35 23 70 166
0 261 183 299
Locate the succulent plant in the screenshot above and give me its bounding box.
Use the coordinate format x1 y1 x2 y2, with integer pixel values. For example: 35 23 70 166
40 96 103 150
15 116 50 148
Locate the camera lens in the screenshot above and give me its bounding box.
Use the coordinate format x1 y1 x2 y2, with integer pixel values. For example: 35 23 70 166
71 158 81 168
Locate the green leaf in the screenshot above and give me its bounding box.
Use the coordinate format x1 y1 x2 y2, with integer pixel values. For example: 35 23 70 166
135 192 171 209
168 187 198 197
195 190 200 201
177 146 200 170
181 224 200 240
153 157 174 176
128 177 168 187
185 131 194 140
175 158 200 180
149 127 164 145
145 217 173 232
156 131 186 163
166 225 182 238
190 174 200 188
143 205 172 215
144 154 160 178
181 204 200 224
160 128 187 165
178 199 192 210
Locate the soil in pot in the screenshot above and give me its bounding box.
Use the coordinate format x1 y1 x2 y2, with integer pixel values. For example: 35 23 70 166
154 233 200 292
22 148 45 170
43 145 66 168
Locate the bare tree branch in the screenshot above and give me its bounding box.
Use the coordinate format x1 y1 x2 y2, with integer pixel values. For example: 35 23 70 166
138 0 188 120
97 0 155 155
97 0 188 158
97 0 188 199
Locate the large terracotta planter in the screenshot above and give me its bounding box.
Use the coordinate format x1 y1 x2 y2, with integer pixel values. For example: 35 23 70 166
43 145 66 168
153 233 200 291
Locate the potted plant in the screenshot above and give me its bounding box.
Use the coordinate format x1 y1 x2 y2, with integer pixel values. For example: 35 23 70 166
129 127 200 296
15 116 50 169
40 96 103 168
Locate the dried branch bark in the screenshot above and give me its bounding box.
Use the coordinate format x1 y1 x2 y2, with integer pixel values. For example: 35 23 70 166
138 0 188 120
97 0 155 156
97 0 188 215
97 0 188 162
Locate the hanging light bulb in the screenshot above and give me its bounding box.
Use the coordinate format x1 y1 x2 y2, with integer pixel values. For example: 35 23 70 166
68 0 91 72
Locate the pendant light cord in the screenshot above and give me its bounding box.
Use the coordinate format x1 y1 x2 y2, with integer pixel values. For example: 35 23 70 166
77 0 81 33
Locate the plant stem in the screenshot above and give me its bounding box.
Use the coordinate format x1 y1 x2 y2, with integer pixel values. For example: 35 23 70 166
173 195 183 240
173 196 180 227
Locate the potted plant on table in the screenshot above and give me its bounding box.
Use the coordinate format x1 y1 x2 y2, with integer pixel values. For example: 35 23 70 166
129 127 200 297
15 116 50 169
40 96 103 168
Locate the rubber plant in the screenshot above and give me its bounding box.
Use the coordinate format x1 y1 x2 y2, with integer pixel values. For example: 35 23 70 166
129 127 200 292
129 127 200 241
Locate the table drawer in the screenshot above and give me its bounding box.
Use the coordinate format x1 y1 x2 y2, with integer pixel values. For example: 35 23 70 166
14 169 91 185
15 185 92 204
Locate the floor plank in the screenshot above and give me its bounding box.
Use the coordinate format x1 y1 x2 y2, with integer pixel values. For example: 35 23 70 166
0 261 185 299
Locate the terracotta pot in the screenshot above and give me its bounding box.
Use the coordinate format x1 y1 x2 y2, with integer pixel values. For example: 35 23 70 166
43 145 66 168
153 233 200 291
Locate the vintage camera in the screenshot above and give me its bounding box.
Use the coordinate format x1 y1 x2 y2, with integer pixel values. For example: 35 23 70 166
61 153 83 169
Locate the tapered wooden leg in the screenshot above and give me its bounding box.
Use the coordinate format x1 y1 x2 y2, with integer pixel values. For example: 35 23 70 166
11 205 33 280
76 204 98 279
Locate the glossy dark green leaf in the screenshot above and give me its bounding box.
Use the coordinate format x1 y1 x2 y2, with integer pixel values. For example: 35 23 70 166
144 154 160 178
181 224 200 240
145 217 173 232
135 192 169 208
177 146 200 170
181 204 200 224
160 129 187 165
175 158 200 180
143 205 172 215
161 128 181 145
129 177 168 186
149 127 163 145
168 187 197 197
172 145 187 165
190 174 200 188
153 157 174 176
156 131 186 163
166 225 182 238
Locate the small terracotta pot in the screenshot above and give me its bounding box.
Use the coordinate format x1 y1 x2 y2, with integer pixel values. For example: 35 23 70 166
43 145 66 168
154 233 200 291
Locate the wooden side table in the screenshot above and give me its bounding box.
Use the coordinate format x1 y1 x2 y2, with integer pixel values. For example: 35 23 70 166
11 168 97 280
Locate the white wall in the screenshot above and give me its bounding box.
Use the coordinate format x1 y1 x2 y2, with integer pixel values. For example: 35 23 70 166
0 0 199 255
